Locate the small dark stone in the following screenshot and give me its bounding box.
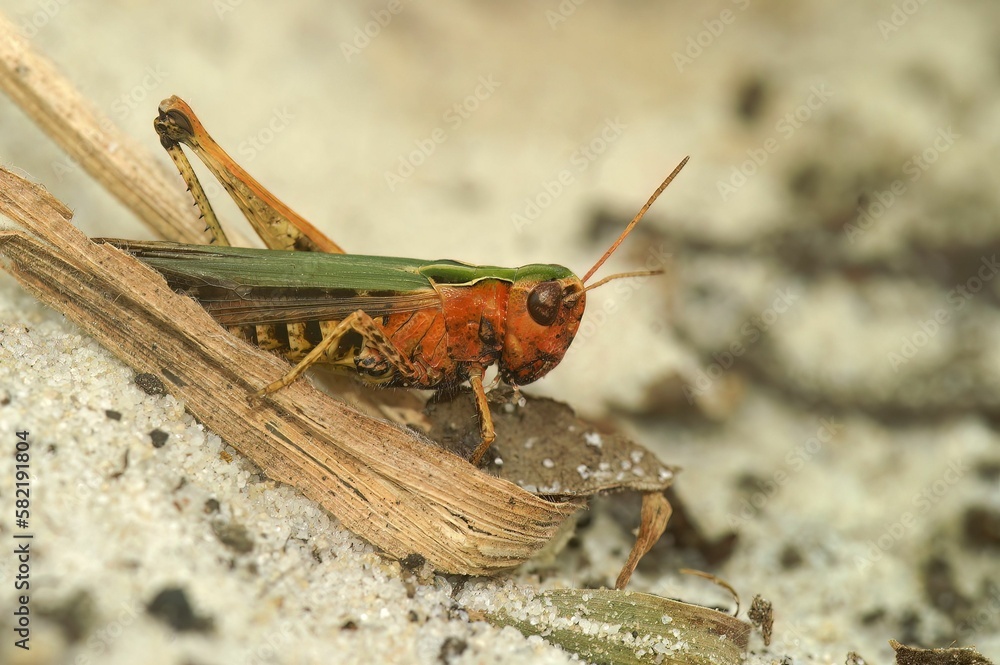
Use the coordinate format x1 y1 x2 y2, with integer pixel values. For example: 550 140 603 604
734 472 765 492
860 607 886 625
110 450 130 480
135 373 166 396
0 392 11 406
105 410 122 421
975 460 1000 482
400 553 426 571
922 556 971 618
341 620 358 631
38 589 96 643
203 498 221 514
150 429 169 448
964 505 1000 549
897 610 922 647
735 77 768 122
780 544 804 569
212 520 255 554
409 610 420 622
438 637 468 664
788 162 823 200
146 587 214 633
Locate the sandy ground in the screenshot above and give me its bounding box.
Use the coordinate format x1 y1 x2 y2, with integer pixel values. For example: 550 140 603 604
2 1 1000 663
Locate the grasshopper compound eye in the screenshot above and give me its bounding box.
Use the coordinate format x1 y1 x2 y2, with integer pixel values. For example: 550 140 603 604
526 280 563 326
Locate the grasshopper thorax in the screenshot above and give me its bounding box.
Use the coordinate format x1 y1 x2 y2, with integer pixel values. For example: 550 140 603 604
498 265 586 386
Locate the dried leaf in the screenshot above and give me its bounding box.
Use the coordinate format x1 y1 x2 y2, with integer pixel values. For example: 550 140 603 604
890 640 994 665
482 588 750 665
678 569 740 615
426 385 680 587
616 491 672 590
425 388 678 496
747 594 773 646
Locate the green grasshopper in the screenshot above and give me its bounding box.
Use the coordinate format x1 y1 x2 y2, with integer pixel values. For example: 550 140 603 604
106 97 686 464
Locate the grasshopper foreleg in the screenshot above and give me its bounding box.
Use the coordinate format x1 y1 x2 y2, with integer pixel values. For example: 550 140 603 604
467 366 496 466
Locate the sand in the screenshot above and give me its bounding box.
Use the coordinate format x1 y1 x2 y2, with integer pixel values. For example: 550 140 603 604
2 1 999 663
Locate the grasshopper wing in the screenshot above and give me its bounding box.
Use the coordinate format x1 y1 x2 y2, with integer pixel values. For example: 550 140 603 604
101 240 446 326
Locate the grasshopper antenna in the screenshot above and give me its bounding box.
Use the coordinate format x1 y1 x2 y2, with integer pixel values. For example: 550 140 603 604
564 268 666 305
578 268 665 294
581 156 689 285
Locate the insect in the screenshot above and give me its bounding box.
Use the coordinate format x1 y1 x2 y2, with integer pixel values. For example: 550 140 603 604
106 96 687 465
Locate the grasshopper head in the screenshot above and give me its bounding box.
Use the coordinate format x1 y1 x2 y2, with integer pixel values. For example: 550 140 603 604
499 157 688 387
499 265 586 385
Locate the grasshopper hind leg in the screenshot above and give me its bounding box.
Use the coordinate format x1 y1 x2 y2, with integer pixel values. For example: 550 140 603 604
155 108 231 247
153 96 343 254
256 310 420 396
257 312 498 467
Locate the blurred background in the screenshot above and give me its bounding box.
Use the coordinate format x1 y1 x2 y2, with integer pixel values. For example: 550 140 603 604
2 0 999 662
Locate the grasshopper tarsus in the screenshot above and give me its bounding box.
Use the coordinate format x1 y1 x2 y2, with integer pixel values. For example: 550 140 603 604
245 387 266 412
256 374 292 399
468 436 496 466
251 375 292 402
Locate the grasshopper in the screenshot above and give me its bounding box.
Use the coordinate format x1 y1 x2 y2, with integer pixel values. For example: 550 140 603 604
106 96 686 465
